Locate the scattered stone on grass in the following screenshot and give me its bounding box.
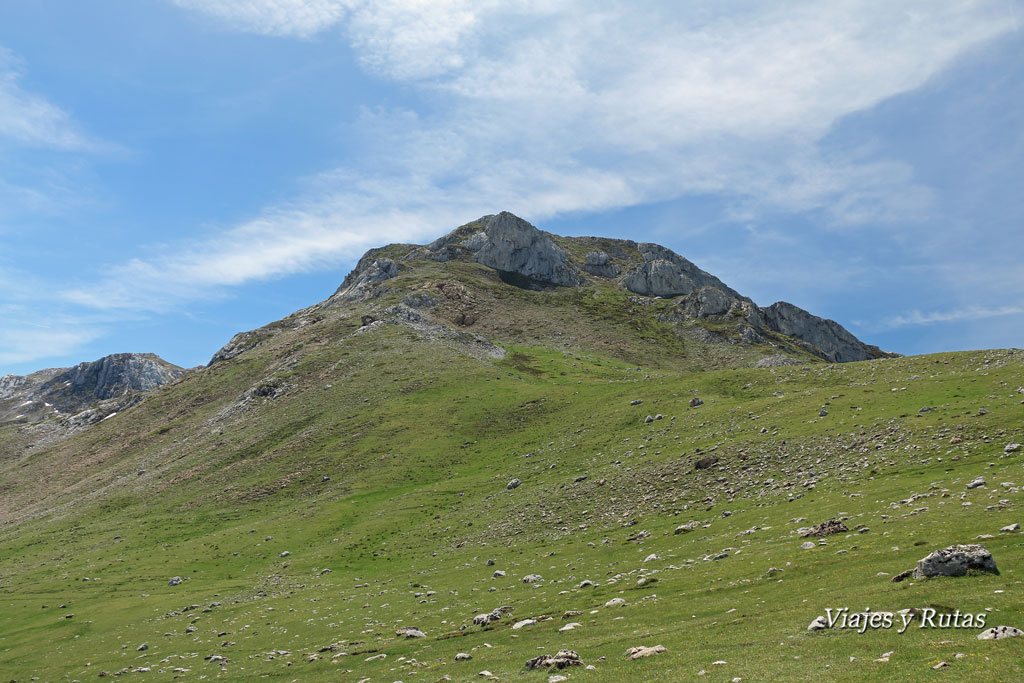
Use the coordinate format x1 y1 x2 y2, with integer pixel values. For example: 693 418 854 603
911 544 998 579
798 519 848 537
525 650 583 670
977 625 1023 640
396 627 425 638
626 645 666 661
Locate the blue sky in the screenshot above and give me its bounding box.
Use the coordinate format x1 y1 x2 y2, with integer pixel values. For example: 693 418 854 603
0 1 1021 375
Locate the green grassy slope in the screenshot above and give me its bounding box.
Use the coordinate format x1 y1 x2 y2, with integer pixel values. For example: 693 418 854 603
0 262 1022 681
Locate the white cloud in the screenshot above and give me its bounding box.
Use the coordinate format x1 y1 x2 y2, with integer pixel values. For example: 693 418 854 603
881 305 1024 329
62 189 451 310
343 0 495 79
0 323 102 366
172 0 349 38
0 48 98 151
168 1 1014 217
79 0 1015 312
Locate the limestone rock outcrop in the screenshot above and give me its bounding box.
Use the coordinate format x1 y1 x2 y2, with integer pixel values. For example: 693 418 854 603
583 251 620 278
621 243 746 299
758 301 889 364
423 212 581 287
912 544 998 579
333 249 401 301
0 353 183 425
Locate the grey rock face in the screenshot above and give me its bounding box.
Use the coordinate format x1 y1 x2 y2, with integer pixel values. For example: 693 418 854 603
759 301 888 363
583 250 620 278
420 212 581 287
333 256 399 301
1 353 183 426
471 212 582 287
912 544 998 579
209 330 263 365
48 354 181 404
676 286 736 318
0 374 30 400
622 243 746 299
622 260 691 297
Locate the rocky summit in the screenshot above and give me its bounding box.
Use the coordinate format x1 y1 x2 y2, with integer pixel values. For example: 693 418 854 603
220 212 892 368
0 212 1021 682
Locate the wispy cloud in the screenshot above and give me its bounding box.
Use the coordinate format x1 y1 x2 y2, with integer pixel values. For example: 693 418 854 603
880 305 1024 330
0 323 103 367
172 0 348 38
0 48 101 151
0 264 100 366
67 0 1015 314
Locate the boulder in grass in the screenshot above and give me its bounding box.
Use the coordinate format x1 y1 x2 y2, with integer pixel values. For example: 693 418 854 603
977 625 1023 640
525 650 583 670
912 544 998 579
396 627 425 638
799 519 848 537
626 645 666 660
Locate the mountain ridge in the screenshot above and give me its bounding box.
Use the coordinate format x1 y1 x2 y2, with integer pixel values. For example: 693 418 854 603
215 211 893 367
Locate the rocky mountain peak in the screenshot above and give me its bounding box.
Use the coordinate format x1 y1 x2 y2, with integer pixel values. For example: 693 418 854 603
472 212 582 287
418 211 582 287
225 211 894 367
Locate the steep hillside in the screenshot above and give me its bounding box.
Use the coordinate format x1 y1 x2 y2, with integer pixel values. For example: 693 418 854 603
0 215 1020 682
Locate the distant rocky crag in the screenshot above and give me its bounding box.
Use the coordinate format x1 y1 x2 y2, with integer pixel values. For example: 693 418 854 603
0 353 184 435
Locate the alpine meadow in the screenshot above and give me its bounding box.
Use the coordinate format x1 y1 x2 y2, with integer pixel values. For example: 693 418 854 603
1 2 1023 682
2 213 1022 681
